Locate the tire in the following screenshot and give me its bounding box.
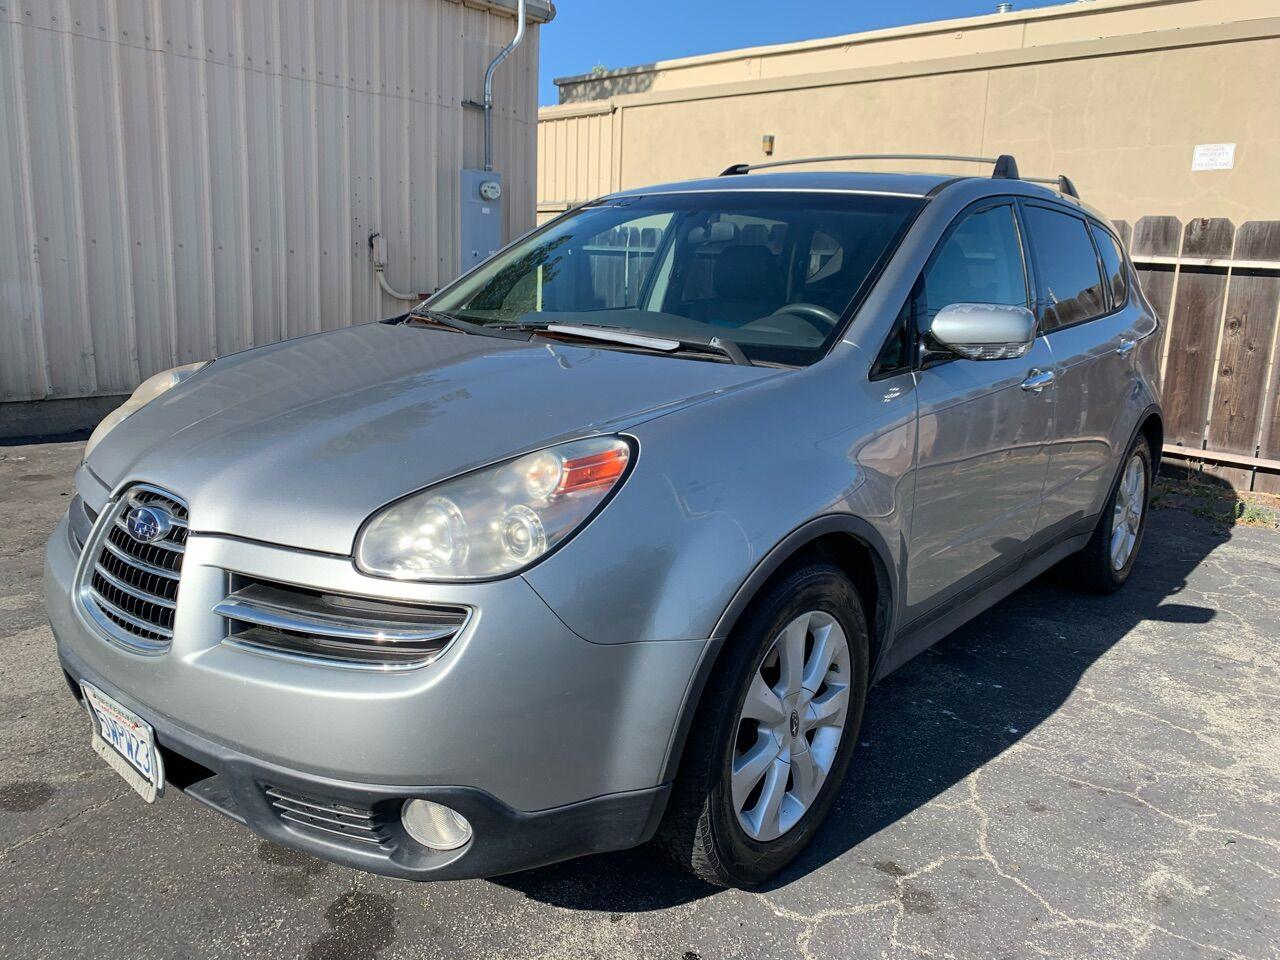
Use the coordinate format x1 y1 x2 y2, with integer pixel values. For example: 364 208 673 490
657 560 869 888
1073 434 1152 593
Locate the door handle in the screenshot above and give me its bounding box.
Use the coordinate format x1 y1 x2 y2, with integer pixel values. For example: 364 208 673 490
1116 338 1137 357
1020 368 1056 393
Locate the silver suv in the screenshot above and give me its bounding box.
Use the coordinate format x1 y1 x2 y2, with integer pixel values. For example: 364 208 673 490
45 155 1161 887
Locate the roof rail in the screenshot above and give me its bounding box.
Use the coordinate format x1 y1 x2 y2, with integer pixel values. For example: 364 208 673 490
714 153 1088 198
719 153 1023 180
1022 174 1080 199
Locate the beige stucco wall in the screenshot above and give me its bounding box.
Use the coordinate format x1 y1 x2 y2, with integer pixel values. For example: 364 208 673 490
554 0 1275 102
538 0 1280 227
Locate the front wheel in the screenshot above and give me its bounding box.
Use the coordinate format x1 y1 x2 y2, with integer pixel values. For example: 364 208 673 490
1073 435 1152 593
657 561 869 887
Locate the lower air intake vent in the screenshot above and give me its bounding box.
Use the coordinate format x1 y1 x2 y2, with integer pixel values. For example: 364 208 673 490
265 786 391 847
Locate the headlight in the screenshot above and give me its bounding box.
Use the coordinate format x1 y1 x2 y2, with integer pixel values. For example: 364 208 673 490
83 361 208 461
356 436 633 581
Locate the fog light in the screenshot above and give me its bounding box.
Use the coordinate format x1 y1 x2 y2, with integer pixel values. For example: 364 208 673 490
402 799 472 851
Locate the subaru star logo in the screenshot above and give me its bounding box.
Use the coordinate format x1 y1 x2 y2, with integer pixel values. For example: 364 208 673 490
125 505 171 544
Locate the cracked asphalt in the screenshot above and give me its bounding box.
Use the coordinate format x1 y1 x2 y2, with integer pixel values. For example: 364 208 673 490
2 439 1277 960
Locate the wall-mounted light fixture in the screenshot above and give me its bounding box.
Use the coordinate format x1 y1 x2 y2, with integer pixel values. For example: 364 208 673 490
762 134 775 156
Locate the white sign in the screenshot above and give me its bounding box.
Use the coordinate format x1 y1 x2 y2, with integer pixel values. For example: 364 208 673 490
1192 143 1236 171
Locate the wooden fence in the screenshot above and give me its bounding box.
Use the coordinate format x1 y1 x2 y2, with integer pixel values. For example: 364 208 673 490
1114 217 1280 493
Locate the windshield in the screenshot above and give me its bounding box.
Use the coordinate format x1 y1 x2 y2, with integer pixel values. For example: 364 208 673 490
427 192 924 366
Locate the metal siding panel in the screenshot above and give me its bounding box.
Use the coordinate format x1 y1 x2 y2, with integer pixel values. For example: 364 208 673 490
161 42 216 365
313 0 350 333
70 23 139 392
407 0 443 295
205 57 253 358
534 107 614 212
201 0 250 362
0 18 50 401
158 0 200 57
23 16 97 397
116 29 178 379
241 1 288 346
111 0 150 47
276 0 318 339
349 0 376 320
1 0 541 403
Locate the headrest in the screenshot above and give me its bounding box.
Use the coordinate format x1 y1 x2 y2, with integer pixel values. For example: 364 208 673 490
688 222 737 245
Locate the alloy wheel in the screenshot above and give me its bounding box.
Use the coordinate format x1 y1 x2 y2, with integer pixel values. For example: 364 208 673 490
1111 454 1146 571
731 610 852 842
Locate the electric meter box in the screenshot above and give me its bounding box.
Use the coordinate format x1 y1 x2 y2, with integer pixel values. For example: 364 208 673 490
460 170 504 273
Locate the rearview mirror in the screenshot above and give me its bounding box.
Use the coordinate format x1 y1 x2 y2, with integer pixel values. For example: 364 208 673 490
927 303 1036 361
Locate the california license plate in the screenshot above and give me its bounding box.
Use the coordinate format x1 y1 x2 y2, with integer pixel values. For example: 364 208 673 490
80 682 165 802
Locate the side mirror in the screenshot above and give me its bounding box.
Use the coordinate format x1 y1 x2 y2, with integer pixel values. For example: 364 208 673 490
927 303 1036 361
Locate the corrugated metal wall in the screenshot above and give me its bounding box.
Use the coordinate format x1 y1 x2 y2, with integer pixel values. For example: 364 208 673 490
536 102 614 223
0 0 542 404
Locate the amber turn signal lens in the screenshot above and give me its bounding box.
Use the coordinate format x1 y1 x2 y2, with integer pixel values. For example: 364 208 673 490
556 447 629 495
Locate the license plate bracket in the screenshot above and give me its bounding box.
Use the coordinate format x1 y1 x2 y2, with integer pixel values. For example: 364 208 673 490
80 681 165 803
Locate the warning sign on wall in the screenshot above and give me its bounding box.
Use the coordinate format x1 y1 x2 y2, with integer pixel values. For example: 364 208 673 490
1191 143 1236 171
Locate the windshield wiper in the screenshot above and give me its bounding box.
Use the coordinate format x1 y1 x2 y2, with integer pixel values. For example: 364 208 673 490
697 336 753 367
405 310 531 341
514 322 753 366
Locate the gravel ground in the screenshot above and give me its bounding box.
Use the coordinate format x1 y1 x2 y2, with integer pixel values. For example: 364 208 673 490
2 439 1277 960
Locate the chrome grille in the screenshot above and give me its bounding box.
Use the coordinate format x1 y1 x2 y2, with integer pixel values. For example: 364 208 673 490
266 786 391 847
214 577 468 670
79 485 188 653
67 495 99 553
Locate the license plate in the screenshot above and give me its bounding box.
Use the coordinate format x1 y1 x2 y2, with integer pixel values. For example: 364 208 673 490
80 682 165 802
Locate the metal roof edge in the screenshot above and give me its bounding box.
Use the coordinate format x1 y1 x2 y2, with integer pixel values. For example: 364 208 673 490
464 0 555 24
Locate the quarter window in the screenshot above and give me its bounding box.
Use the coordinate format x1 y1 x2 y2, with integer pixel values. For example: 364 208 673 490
1023 206 1108 331
1090 223 1128 309
871 295 915 378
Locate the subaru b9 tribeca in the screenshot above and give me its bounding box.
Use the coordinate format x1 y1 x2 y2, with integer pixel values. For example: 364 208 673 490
45 156 1162 887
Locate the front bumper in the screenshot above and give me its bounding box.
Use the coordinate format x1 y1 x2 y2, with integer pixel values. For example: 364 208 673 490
46 492 706 878
58 646 668 880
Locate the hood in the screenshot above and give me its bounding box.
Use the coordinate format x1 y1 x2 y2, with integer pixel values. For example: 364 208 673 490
88 322 777 554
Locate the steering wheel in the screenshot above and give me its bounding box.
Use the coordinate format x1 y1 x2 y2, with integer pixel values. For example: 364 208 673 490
766 302 841 336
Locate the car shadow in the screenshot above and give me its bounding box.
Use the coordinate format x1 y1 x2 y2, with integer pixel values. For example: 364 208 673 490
491 469 1237 911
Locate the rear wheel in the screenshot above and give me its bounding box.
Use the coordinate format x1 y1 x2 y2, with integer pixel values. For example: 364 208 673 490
1073 435 1152 593
657 560 869 887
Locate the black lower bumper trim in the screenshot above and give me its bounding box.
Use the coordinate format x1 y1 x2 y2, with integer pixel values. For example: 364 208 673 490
59 648 671 881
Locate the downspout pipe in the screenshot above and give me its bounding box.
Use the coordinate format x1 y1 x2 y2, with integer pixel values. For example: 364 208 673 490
482 0 527 172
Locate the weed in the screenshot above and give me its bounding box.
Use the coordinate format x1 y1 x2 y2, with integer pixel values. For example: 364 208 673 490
1233 500 1279 528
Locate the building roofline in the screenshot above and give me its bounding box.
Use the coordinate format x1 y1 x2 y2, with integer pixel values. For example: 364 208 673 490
470 0 555 25
539 14 1275 119
552 0 1242 88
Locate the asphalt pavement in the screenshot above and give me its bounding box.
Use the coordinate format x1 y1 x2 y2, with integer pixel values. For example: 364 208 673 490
2 439 1277 960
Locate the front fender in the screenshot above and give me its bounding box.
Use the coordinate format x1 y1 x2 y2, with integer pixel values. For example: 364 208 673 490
522 353 917 647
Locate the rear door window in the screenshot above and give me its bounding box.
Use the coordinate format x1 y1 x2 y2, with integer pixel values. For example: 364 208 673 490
1022 205 1109 331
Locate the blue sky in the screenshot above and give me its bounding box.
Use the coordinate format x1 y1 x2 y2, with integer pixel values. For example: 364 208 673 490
539 0 1064 104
